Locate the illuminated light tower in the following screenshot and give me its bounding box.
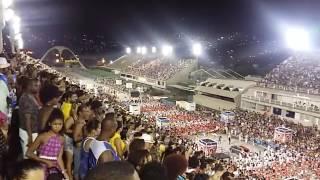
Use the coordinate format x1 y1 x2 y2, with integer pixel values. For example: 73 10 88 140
152 46 157 53
136 47 141 54
285 27 311 51
1 0 18 52
192 43 202 57
4 8 14 21
2 0 13 8
162 45 173 56
126 47 131 54
141 46 147 55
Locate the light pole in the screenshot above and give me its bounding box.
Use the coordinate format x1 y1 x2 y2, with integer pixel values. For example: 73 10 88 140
0 0 23 53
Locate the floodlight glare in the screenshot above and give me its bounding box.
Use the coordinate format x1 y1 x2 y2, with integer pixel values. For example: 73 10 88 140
141 46 147 55
4 9 14 21
285 28 311 51
110 60 113 64
12 15 21 34
126 47 131 54
162 45 173 56
136 47 141 54
55 59 60 63
152 46 157 53
192 43 202 56
17 39 23 49
101 58 106 63
3 0 13 9
14 33 22 40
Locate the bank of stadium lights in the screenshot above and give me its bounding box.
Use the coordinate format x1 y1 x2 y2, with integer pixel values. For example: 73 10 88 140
162 45 173 56
285 27 311 51
192 43 202 56
126 47 131 54
152 46 156 53
141 46 147 55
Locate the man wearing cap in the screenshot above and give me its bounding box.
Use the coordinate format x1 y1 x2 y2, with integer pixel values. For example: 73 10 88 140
0 57 10 116
140 133 155 151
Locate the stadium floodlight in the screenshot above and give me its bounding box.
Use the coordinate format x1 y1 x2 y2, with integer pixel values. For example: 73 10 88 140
152 46 156 53
126 47 131 54
17 39 23 49
12 15 21 34
14 32 22 40
4 8 14 21
162 45 173 56
141 46 147 55
136 47 141 54
192 43 202 56
285 27 311 51
3 0 13 9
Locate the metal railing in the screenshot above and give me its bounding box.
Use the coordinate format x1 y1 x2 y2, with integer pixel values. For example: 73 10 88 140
257 82 320 95
242 95 320 113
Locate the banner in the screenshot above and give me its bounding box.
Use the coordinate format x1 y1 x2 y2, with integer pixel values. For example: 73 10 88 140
116 80 122 85
126 83 133 89
274 127 293 143
198 138 217 156
129 103 141 115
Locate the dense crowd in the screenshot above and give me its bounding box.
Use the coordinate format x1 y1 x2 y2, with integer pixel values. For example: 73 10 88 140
0 53 320 180
140 103 220 137
123 57 194 80
227 110 320 179
262 56 320 94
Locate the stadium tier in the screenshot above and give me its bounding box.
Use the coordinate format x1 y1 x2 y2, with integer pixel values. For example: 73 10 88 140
261 55 320 94
108 55 198 88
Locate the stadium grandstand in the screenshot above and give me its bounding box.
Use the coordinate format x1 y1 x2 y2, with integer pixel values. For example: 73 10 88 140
260 55 320 94
105 54 198 88
241 55 320 127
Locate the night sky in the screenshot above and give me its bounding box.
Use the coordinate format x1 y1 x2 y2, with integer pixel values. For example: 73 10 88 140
14 0 320 44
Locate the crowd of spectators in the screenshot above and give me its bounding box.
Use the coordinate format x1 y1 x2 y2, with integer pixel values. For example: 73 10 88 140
226 110 320 179
141 102 220 137
123 57 194 80
262 56 320 94
0 52 320 180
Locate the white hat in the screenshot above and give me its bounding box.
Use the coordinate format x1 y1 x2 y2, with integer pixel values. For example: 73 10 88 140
140 133 155 144
0 57 10 69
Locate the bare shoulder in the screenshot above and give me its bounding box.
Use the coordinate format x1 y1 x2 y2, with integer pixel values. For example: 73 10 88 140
37 132 50 143
66 116 75 124
59 135 65 142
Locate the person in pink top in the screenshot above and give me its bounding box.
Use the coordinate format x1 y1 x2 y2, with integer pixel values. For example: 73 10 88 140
26 108 68 179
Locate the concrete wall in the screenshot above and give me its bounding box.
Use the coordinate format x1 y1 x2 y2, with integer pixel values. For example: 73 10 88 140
194 94 236 111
